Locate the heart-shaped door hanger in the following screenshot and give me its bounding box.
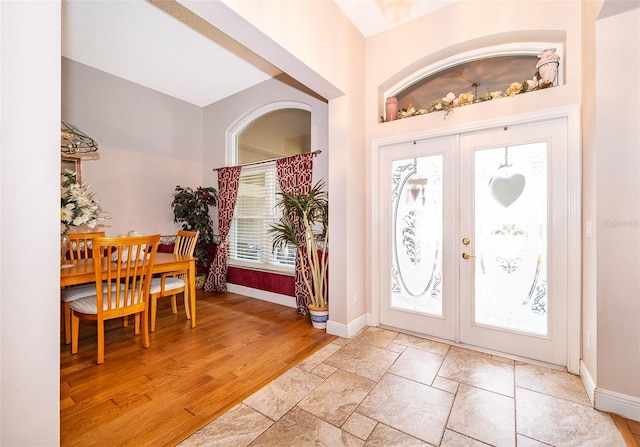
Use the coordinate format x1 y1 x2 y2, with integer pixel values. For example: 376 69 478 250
490 173 525 207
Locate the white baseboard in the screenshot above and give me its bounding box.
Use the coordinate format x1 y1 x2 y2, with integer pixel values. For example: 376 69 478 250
581 360 640 421
326 313 368 339
595 387 640 422
226 283 296 308
579 360 596 405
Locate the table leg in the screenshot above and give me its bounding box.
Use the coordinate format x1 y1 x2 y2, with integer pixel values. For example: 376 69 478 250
188 259 196 328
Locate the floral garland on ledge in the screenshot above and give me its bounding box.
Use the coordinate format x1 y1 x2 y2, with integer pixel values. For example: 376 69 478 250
386 80 556 122
382 48 560 122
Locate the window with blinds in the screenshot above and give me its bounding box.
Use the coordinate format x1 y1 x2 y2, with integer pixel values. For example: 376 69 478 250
228 106 310 274
228 163 296 271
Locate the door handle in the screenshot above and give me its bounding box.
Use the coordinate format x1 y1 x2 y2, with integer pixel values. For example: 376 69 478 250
462 252 476 260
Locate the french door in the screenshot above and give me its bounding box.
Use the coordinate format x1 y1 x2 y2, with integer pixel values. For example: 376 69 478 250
379 118 570 365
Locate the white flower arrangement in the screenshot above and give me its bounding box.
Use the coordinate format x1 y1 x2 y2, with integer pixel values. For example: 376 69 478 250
60 170 106 234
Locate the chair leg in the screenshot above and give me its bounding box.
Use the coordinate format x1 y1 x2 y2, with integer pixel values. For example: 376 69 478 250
142 309 150 348
150 296 157 333
71 311 80 354
97 319 105 364
170 295 178 314
134 313 140 335
184 290 191 320
64 302 72 344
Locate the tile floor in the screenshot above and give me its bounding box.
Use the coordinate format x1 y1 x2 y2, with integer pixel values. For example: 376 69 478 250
178 327 626 447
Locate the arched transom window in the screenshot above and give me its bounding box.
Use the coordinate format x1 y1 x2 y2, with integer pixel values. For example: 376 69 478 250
384 43 563 121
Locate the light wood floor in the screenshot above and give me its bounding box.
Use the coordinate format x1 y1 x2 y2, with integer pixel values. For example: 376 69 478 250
60 289 335 447
613 414 640 447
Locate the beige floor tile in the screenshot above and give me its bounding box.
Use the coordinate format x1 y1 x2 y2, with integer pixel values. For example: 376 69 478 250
353 326 400 348
243 366 323 420
516 434 554 446
515 363 591 405
386 341 408 353
449 345 492 358
332 337 351 346
388 346 445 385
342 412 378 440
516 387 626 447
447 384 515 447
251 406 364 447
358 373 454 445
297 342 342 372
298 369 376 426
438 349 515 397
310 362 338 379
433 375 460 394
491 355 515 365
324 340 400 381
392 333 451 356
363 423 434 446
176 403 272 447
441 429 493 446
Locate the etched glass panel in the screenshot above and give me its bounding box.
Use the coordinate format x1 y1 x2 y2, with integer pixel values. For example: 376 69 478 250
391 156 443 316
474 143 548 335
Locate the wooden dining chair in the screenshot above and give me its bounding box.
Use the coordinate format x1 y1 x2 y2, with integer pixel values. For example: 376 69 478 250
70 234 160 364
67 231 106 260
149 230 198 332
61 231 106 345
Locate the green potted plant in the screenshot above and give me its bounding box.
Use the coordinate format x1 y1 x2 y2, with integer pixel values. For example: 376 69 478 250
171 186 218 274
271 181 328 326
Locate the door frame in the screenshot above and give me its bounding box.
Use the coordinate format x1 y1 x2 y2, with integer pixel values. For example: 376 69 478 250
369 105 581 373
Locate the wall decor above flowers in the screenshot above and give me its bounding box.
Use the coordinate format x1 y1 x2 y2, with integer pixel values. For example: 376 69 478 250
381 48 560 122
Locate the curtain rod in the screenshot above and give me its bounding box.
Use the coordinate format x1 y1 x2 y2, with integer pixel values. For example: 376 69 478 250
213 150 321 171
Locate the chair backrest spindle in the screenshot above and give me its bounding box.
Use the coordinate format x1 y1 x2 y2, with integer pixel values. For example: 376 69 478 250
67 231 106 260
93 235 160 317
174 230 199 257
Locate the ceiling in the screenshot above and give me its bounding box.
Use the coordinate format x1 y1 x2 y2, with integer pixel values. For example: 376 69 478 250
62 0 455 108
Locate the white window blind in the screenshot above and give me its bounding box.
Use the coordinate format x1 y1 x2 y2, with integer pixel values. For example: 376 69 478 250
229 163 296 272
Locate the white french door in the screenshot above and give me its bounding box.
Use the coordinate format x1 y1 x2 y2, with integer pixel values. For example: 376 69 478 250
379 117 570 366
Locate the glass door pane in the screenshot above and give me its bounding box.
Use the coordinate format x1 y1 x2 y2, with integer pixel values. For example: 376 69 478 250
474 143 548 335
391 156 443 316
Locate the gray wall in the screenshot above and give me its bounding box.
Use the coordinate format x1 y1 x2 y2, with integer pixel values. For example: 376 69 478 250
62 57 204 236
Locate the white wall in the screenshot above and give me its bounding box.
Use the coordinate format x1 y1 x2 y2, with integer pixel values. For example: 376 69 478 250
62 58 204 237
1 2 61 445
580 0 604 397
595 5 640 408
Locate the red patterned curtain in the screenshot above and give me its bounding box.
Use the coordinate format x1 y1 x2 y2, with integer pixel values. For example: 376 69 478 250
205 166 242 292
276 153 315 313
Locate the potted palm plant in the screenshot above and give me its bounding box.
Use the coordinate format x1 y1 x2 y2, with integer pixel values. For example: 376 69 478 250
271 181 328 327
171 185 218 274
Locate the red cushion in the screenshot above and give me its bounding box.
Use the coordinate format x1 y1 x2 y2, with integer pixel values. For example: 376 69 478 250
157 243 175 253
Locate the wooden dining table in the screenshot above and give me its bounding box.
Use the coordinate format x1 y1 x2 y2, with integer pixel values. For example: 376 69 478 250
60 252 198 328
